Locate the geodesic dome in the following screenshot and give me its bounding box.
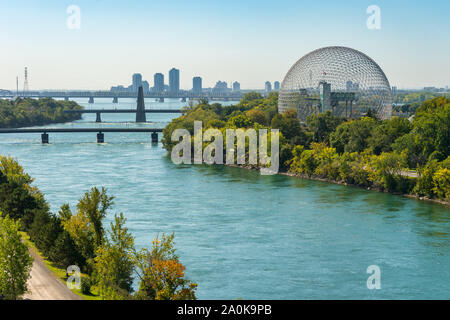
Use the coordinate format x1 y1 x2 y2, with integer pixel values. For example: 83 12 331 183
278 46 392 121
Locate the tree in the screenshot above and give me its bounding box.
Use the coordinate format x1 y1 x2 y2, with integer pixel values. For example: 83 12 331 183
93 213 135 300
135 233 197 300
77 187 114 247
246 109 267 125
330 117 377 154
306 111 344 144
0 215 33 300
368 117 412 155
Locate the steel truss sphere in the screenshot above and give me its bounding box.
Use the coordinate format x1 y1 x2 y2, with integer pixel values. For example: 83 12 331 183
278 46 392 121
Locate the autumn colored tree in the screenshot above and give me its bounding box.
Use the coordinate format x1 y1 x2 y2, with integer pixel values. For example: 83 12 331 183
135 233 197 300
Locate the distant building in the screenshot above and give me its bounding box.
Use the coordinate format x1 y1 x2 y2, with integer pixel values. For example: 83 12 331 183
391 86 397 95
274 81 280 91
142 80 150 93
232 81 241 91
169 68 180 93
265 81 272 92
192 76 202 93
346 80 359 92
154 73 164 93
132 73 142 92
319 81 331 112
213 81 228 93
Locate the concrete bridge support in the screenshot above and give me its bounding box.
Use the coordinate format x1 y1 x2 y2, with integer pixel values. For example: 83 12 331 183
159 97 164 103
97 132 104 143
113 96 118 103
41 133 49 144
64 97 69 101
151 132 158 143
136 86 147 122
95 112 102 123
89 96 94 104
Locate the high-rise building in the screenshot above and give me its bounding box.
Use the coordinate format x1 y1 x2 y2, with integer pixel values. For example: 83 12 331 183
319 81 331 112
192 76 202 93
232 81 241 91
169 68 180 93
154 73 164 93
212 81 228 93
142 80 150 93
132 73 142 92
265 81 272 92
391 86 397 96
274 81 280 91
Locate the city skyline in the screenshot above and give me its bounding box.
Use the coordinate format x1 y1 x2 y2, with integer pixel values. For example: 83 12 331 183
1 0 449 90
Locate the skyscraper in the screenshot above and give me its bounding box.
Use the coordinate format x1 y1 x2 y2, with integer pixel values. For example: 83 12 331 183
265 81 272 92
132 73 142 92
232 81 241 91
192 76 202 93
274 81 280 91
142 80 150 93
169 68 180 93
154 73 164 93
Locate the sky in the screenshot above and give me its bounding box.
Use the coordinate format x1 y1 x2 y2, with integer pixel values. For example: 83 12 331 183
0 0 449 90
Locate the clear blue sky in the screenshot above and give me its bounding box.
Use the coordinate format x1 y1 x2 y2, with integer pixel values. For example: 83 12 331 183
1 0 449 90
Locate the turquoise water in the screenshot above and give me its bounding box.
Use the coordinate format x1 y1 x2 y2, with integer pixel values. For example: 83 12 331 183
1 98 449 299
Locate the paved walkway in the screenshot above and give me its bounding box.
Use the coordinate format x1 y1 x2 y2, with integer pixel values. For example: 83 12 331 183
23 249 81 300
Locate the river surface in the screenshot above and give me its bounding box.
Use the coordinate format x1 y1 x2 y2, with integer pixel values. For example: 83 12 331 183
0 98 449 299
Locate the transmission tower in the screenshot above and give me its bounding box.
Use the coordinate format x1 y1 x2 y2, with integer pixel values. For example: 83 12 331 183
23 67 29 95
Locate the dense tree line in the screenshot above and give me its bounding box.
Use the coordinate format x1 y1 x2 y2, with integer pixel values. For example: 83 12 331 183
0 98 83 128
162 93 449 202
0 155 197 300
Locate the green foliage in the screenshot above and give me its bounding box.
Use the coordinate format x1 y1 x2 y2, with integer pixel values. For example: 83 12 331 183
0 215 33 300
330 117 377 154
432 168 450 200
368 117 412 155
93 213 135 300
77 187 115 248
306 111 344 144
394 97 450 167
0 98 83 128
81 277 92 295
369 151 409 192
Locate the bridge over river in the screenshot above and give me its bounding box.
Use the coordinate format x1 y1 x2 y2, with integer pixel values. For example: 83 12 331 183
0 128 163 143
65 108 183 122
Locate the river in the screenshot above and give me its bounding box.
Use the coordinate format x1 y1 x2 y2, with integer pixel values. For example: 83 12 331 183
0 98 449 299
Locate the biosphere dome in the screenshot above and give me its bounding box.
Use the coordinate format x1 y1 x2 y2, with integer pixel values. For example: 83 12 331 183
278 46 392 121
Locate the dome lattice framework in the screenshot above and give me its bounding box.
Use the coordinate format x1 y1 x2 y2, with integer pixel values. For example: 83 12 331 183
278 46 392 121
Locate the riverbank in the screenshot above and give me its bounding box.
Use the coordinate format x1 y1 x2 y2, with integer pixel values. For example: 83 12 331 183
279 171 449 206
226 163 449 206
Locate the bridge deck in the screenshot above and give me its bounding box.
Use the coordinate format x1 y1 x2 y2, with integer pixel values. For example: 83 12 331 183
0 128 163 133
65 109 183 113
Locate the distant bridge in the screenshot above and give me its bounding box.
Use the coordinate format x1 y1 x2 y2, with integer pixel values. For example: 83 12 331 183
0 90 243 103
0 127 163 144
65 108 183 122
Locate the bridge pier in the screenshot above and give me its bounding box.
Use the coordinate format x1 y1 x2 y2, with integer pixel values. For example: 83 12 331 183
41 133 49 144
151 132 158 143
64 97 69 101
89 96 94 104
180 97 186 102
159 97 164 103
136 86 147 122
113 97 118 103
97 132 104 143
96 112 102 123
